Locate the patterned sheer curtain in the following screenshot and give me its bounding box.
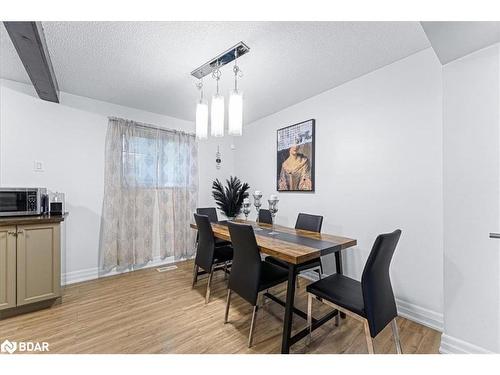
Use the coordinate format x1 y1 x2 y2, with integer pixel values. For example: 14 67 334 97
99 117 198 272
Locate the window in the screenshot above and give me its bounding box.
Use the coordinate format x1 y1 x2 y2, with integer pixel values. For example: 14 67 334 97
121 130 194 188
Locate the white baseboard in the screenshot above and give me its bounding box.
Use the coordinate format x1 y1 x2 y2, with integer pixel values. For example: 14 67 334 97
62 267 98 285
439 334 494 354
395 298 443 332
62 256 176 285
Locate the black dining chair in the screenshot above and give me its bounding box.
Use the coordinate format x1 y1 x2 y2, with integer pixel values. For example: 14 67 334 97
196 207 231 247
224 221 289 347
257 209 273 224
306 229 402 354
265 213 324 281
196 207 219 222
192 213 234 304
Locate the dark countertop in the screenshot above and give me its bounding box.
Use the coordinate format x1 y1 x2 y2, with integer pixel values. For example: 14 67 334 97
0 212 68 226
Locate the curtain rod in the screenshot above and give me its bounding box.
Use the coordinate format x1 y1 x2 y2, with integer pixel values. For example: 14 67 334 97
108 116 196 137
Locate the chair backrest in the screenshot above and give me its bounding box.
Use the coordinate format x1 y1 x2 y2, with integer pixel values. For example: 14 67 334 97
196 207 219 223
257 209 273 224
295 213 323 233
361 229 402 337
194 213 215 271
227 221 262 306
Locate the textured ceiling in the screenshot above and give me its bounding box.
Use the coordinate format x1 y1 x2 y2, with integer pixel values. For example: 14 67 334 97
421 21 500 65
1 22 431 123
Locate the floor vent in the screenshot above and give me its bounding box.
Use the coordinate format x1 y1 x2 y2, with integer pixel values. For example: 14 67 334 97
156 265 178 273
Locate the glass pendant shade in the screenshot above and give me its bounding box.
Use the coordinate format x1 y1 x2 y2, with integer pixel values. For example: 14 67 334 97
195 101 208 139
211 94 225 137
228 89 243 136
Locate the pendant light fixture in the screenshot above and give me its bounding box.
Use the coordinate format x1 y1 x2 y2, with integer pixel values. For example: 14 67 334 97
190 42 250 140
228 49 243 136
210 62 224 137
195 79 208 139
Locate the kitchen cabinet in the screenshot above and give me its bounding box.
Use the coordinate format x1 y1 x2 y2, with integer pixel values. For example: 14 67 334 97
16 223 61 306
0 215 65 315
0 226 16 310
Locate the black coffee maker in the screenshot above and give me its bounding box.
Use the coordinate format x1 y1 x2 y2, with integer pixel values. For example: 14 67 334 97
42 191 65 215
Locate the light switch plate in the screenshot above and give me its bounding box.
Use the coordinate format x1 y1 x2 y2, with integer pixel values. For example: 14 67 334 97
34 161 44 172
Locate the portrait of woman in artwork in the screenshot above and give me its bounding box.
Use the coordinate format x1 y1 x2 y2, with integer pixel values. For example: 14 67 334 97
276 119 315 192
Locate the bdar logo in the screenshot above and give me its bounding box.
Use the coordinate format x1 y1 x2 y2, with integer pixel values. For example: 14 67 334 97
0 339 49 353
1 339 17 354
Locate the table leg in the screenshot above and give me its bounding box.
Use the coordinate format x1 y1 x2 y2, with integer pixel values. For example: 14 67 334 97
335 251 346 319
281 263 298 354
335 251 343 274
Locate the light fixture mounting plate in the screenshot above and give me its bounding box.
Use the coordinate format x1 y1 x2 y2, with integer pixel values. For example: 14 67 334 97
191 41 250 79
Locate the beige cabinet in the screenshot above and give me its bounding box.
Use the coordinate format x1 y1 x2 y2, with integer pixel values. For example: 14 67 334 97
0 226 17 310
16 223 61 306
0 221 61 313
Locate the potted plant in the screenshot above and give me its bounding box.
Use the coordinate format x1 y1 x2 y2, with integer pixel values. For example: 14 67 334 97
212 176 250 220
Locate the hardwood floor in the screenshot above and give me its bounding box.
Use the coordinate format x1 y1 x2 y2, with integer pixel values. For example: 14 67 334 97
0 260 441 354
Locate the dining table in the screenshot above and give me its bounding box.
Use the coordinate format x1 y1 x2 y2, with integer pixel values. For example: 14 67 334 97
190 219 357 354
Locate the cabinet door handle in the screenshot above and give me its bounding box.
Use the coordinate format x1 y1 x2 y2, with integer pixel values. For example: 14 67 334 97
8 231 17 237
489 233 500 239
17 230 24 235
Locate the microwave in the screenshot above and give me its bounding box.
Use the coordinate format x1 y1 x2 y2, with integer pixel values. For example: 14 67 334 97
0 187 47 217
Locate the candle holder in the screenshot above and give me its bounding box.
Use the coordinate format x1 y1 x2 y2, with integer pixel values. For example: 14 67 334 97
253 192 263 230
243 201 251 221
268 198 279 235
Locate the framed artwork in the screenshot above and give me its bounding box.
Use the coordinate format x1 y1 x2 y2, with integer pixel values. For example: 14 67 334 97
276 119 315 192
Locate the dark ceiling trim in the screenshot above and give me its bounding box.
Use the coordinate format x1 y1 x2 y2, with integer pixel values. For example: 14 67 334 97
3 21 59 103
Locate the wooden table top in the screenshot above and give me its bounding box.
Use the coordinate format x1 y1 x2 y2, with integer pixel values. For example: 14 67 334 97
190 220 357 265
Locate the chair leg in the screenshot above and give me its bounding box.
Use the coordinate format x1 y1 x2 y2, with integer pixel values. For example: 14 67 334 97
307 293 313 344
192 263 199 288
363 320 374 354
391 319 403 354
335 310 340 327
205 266 214 304
316 267 322 280
223 261 228 280
248 305 259 348
262 289 269 305
224 289 231 323
296 275 300 288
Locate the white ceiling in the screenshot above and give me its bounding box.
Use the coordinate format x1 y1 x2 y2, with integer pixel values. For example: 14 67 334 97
1 22 431 123
421 21 500 65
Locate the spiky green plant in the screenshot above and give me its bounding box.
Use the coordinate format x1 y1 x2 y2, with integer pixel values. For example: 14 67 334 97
212 176 250 219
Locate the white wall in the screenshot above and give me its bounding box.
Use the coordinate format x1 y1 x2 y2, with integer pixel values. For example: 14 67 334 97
441 44 500 353
233 48 444 329
197 136 237 209
0 79 231 284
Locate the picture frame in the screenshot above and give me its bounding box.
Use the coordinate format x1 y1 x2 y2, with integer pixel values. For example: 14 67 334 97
276 119 315 192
